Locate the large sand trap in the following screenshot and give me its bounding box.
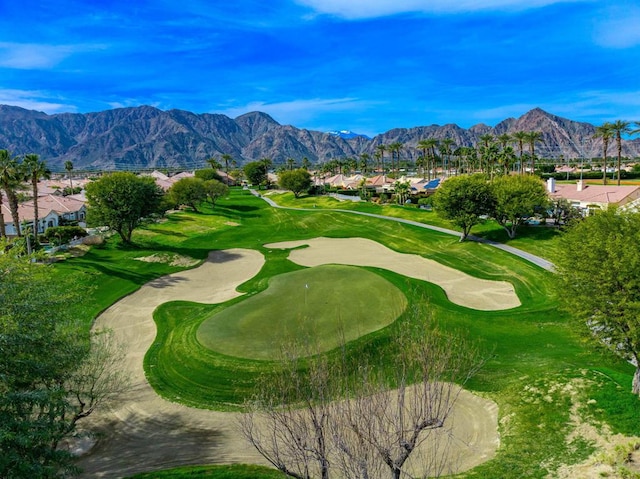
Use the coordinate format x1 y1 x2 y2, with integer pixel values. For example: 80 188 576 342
265 237 520 311
76 246 500 478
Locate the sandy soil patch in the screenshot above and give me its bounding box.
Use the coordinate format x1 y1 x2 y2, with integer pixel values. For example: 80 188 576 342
75 246 500 478
224 221 240 226
133 252 200 267
265 237 520 311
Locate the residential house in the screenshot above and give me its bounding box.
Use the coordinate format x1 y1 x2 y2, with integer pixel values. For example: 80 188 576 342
546 178 640 214
1 193 87 236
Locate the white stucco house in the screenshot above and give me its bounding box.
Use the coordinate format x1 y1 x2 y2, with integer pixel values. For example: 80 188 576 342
1 193 87 236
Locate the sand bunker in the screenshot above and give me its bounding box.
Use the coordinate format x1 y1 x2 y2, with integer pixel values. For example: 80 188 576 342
76 246 500 478
266 237 520 311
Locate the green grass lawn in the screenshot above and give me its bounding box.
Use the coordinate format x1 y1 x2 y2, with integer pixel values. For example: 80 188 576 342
59 187 640 478
197 264 407 359
266 190 562 261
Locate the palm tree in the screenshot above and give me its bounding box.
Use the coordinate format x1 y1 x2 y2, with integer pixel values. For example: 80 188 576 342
375 144 387 179
221 153 234 184
23 154 51 239
440 138 455 177
609 120 632 185
524 131 543 174
422 138 439 180
593 123 613 185
478 134 494 175
511 131 528 174
64 160 74 191
0 150 24 237
206 156 222 171
416 139 431 179
388 142 403 178
497 133 512 150
498 146 517 176
302 157 311 170
285 157 296 171
359 153 371 174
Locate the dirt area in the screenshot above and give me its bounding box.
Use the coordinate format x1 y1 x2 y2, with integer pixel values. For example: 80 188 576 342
133 252 200 267
552 377 640 479
75 245 501 478
265 237 521 311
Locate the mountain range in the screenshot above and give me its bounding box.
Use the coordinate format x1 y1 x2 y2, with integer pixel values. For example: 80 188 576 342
0 104 638 171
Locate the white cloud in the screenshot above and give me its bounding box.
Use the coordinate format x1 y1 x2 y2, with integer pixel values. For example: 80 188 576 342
0 42 105 70
216 97 380 125
593 8 640 48
0 89 77 113
295 0 594 19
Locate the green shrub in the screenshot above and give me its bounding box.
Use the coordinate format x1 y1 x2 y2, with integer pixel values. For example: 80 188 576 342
44 226 87 245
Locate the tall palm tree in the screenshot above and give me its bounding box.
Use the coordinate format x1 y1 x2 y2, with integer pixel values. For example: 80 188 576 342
609 120 632 186
388 142 403 178
375 144 387 179
497 133 512 150
478 134 494 175
64 160 74 191
221 153 234 184
498 146 517 176
0 150 24 237
359 153 370 174
416 139 430 179
439 138 455 177
426 138 439 180
511 131 528 174
524 131 543 175
593 123 613 185
23 154 51 239
285 157 296 171
206 156 221 171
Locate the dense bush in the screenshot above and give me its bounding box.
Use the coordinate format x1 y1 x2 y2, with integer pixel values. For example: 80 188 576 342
44 226 87 245
194 169 223 182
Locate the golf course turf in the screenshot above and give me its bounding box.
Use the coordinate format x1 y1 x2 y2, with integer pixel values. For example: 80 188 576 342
58 188 640 479
197 264 407 360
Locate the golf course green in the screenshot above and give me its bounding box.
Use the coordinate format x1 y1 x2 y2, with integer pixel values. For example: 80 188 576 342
196 264 407 360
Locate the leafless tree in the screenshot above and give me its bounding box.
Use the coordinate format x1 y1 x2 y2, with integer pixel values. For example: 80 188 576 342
57 329 130 448
240 305 484 479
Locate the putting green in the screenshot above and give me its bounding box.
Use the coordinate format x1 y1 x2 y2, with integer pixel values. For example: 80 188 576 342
196 264 407 360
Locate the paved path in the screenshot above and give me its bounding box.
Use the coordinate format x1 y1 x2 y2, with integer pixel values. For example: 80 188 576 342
251 190 555 271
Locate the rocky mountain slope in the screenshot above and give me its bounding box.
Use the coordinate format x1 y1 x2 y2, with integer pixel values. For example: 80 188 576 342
0 105 637 170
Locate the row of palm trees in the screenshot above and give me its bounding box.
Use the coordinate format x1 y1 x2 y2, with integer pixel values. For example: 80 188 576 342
593 120 640 186
338 122 639 184
368 131 545 181
0 151 72 239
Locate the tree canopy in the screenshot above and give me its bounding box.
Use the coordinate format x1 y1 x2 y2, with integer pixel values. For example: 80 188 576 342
194 168 223 182
0 241 127 477
203 179 229 206
432 174 495 241
553 208 640 395
244 160 269 188
490 174 549 239
278 168 312 198
85 172 165 243
167 177 207 212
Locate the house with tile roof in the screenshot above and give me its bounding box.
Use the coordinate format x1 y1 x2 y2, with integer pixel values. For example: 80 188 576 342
546 178 640 214
1 193 87 236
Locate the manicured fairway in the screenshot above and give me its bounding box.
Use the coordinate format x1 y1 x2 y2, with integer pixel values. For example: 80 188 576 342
62 188 640 479
197 264 407 360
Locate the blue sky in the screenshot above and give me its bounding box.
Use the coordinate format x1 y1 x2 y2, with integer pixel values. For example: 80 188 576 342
0 0 638 136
